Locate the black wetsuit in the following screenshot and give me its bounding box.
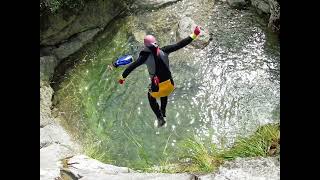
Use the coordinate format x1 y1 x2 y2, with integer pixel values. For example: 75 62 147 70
122 36 193 118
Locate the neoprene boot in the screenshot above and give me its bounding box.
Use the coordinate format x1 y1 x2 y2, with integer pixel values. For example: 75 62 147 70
157 114 166 127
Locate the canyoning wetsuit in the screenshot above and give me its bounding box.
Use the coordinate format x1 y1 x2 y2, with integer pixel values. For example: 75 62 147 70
121 36 194 119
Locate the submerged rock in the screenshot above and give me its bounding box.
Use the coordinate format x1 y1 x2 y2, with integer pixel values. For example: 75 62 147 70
132 30 147 44
251 0 280 32
227 0 250 10
267 0 280 32
251 0 270 14
225 0 280 32
177 17 212 49
134 0 181 9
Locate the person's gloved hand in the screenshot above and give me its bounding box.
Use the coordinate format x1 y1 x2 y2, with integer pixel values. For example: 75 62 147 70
153 76 159 85
190 26 201 40
194 26 201 36
118 75 125 84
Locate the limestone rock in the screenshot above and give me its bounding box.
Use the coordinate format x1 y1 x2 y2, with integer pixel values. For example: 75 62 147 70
250 0 280 32
40 56 59 82
80 173 195 180
51 28 102 60
40 85 54 127
251 0 270 14
199 157 280 180
63 171 194 180
132 30 147 44
134 0 181 9
61 155 133 179
40 0 125 46
267 0 280 32
227 0 250 10
40 143 75 180
40 124 78 150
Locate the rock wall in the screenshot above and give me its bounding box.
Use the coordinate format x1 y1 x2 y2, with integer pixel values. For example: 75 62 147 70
40 79 80 179
227 0 280 32
132 0 181 9
39 0 186 81
40 56 80 179
40 0 128 46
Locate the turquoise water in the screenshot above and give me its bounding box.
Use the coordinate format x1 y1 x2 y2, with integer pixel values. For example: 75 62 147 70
52 0 280 169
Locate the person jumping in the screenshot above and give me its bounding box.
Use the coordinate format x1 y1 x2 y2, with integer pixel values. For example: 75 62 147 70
118 26 201 127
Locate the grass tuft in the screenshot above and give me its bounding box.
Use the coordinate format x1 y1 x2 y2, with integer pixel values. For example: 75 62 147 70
163 123 280 173
223 123 280 160
175 137 224 173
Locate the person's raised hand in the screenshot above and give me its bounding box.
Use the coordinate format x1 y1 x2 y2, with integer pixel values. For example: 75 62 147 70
190 25 201 40
194 26 201 36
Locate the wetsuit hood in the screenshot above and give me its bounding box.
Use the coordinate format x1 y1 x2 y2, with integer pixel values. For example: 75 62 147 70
144 35 157 46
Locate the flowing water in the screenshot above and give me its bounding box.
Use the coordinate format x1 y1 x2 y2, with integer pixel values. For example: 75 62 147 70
52 0 280 169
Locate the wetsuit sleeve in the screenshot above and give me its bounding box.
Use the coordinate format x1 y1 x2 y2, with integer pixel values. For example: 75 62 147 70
122 51 149 78
161 36 193 54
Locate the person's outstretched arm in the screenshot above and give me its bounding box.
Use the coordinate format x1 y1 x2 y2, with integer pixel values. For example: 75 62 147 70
118 51 149 84
161 26 201 54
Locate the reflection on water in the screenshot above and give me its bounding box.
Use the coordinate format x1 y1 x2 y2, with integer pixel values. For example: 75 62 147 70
53 0 279 168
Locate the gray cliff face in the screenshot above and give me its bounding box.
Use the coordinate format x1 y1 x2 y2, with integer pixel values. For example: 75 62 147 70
40 80 80 180
227 0 280 32
40 0 129 77
41 62 80 179
40 0 127 46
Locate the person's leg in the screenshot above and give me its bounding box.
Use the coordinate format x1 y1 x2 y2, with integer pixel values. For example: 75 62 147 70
160 96 168 117
148 92 162 118
148 92 166 127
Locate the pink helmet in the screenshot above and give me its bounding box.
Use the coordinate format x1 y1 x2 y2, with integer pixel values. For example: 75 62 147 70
144 35 157 46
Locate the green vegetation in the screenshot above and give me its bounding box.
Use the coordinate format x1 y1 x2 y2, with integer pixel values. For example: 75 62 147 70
40 0 86 15
169 123 280 173
72 116 279 173
79 122 279 173
223 123 280 159
137 123 280 173
174 138 223 173
81 130 112 163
